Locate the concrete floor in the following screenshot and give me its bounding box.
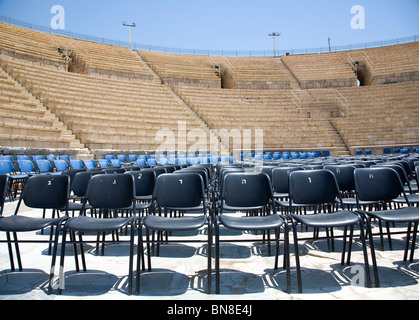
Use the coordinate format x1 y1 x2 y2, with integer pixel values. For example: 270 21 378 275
0 200 418 301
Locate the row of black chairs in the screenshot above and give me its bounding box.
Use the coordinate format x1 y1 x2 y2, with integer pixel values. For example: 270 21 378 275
0 161 418 295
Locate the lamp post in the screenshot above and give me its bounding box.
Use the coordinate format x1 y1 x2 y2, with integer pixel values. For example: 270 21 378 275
328 37 331 53
122 21 136 50
268 32 281 58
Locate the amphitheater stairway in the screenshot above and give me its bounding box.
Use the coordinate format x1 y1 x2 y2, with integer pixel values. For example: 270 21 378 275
0 59 91 158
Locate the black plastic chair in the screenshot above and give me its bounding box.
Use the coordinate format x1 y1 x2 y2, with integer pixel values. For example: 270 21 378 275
61 170 104 216
123 169 156 216
272 167 305 214
52 173 137 295
324 164 378 210
215 172 290 294
136 172 211 294
354 167 419 266
288 169 375 292
0 175 69 286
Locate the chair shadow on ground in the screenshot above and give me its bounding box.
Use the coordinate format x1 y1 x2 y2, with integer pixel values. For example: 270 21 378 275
137 268 191 296
47 269 127 296
0 268 49 295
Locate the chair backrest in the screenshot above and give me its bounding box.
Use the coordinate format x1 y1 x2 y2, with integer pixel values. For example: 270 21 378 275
373 163 409 186
83 159 97 170
20 175 70 209
98 159 109 168
0 175 9 215
125 169 156 197
177 167 209 192
71 171 104 197
70 159 84 170
271 166 304 193
260 166 276 182
151 167 166 178
153 173 205 211
110 159 121 168
54 159 68 172
221 172 273 210
84 173 134 209
103 168 126 174
323 164 356 192
36 159 53 173
18 160 35 173
148 159 158 166
354 167 404 202
0 160 14 174
289 169 341 205
136 159 147 166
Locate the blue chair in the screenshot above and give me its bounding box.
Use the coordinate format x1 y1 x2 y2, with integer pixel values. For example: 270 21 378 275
53 160 69 174
36 159 54 174
98 159 109 168
18 160 36 175
83 159 97 170
148 159 158 167
128 155 138 162
110 159 122 168
0 160 29 199
136 159 147 166
70 159 84 170
105 155 115 164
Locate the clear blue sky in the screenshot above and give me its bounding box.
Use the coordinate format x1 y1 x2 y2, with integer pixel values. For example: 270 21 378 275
0 0 418 52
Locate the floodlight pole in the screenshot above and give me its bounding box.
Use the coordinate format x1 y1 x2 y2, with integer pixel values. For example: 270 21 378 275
122 21 136 50
268 32 281 58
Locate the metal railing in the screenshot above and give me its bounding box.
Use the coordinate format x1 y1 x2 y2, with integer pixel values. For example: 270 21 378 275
1 15 418 57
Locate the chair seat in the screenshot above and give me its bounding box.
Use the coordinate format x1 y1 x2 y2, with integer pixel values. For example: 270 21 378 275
220 213 284 231
341 198 379 206
0 215 63 232
65 202 92 211
290 210 360 228
274 199 312 208
393 194 419 204
359 207 419 223
66 215 136 232
9 174 29 180
143 214 207 231
120 202 152 211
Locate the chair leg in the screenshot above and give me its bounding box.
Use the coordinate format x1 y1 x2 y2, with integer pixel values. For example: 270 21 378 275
346 225 354 265
290 217 302 293
146 228 152 271
404 222 412 261
128 221 135 295
70 231 80 272
282 222 291 294
78 232 87 272
6 232 15 271
215 218 220 294
404 222 418 262
13 232 22 271
135 221 143 295
58 224 69 295
341 226 347 265
207 216 212 294
48 221 63 294
409 222 418 262
364 217 379 287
